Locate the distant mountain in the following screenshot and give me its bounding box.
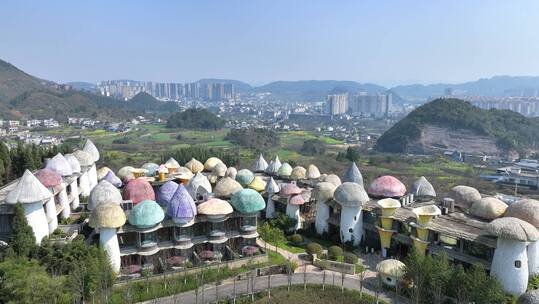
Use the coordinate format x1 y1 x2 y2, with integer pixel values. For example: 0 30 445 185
196 78 252 92
65 82 96 92
128 92 179 112
376 98 539 157
0 59 144 121
391 76 539 101
254 80 387 101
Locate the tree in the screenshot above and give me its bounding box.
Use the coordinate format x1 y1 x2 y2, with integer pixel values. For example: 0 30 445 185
9 203 35 258
166 108 225 130
300 139 326 156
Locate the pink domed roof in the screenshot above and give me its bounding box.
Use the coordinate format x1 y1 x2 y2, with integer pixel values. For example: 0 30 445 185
280 183 302 196
34 168 62 189
367 175 406 198
123 177 156 205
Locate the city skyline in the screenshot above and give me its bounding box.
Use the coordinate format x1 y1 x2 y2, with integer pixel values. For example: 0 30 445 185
1 1 539 86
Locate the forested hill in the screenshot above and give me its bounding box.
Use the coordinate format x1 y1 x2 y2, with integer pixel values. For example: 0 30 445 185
375 98 539 155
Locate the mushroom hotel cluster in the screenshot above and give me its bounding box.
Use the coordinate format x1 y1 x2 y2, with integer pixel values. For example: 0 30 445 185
2 141 539 296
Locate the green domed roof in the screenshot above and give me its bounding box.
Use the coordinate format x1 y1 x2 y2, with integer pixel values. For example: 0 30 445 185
230 189 265 214
235 169 255 187
277 162 293 177
128 200 165 228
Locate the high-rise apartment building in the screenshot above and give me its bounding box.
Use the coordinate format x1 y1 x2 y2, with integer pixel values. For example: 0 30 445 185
349 93 391 118
326 94 349 115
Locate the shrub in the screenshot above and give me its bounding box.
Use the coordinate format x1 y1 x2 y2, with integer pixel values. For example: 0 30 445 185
112 137 130 144
343 252 358 264
288 234 303 245
328 246 343 260
305 243 323 256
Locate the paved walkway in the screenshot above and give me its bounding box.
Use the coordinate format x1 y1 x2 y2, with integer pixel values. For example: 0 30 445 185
143 272 409 304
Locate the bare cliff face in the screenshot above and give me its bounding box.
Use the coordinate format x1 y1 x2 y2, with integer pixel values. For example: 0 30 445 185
416 125 501 155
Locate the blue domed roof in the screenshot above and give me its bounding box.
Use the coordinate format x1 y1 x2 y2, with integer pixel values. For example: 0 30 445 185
230 189 265 214
128 200 165 228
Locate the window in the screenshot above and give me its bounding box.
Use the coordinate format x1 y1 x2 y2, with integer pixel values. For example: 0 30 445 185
354 216 357 221
515 260 522 268
140 231 157 248
386 277 392 283
348 228 353 233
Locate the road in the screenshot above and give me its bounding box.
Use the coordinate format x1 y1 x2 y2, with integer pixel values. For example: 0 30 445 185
141 272 409 304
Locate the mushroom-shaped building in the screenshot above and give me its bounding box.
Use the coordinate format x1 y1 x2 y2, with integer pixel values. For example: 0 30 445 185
103 170 123 188
156 181 179 207
123 177 156 205
73 150 95 196
254 154 268 172
230 189 265 214
290 166 306 180
214 177 243 199
411 176 436 201
376 259 406 287
46 153 73 177
64 153 82 174
128 200 165 229
204 157 223 172
518 289 539 304
486 217 539 296
368 176 406 198
334 182 369 246
469 197 507 221
165 157 181 173
117 166 135 182
313 182 336 235
277 162 293 178
265 156 282 175
248 176 266 192
306 164 321 179
185 158 204 174
264 177 280 219
88 180 123 210
35 168 65 230
449 185 481 210
225 167 237 179
167 184 197 225
235 169 255 187
343 162 363 186
6 170 52 244
83 139 100 188
186 172 212 200
142 163 159 176
320 174 342 187
175 167 194 183
212 162 227 178
89 202 126 273
197 198 234 220
505 199 539 276
287 194 305 231
97 167 111 181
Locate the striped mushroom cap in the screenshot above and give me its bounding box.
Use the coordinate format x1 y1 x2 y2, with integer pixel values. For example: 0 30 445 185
264 177 280 194
486 217 539 242
89 202 126 228
167 184 197 223
248 176 266 192
128 200 164 228
504 199 539 227
197 198 234 216
185 158 204 174
289 194 305 205
156 181 179 206
306 164 321 179
236 169 255 187
277 163 293 177
73 150 94 167
313 182 336 202
34 168 62 190
411 176 436 200
343 162 363 186
230 189 265 214
83 139 100 162
97 167 111 181
123 177 156 205
290 166 306 180
368 175 406 198
214 177 243 198
449 185 481 210
254 154 268 172
204 157 223 172
334 182 369 208
88 180 123 210
5 170 52 204
225 167 238 179
64 154 81 174
46 153 73 176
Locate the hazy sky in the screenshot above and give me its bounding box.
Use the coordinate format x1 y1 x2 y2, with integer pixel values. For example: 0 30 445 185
1 0 538 86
